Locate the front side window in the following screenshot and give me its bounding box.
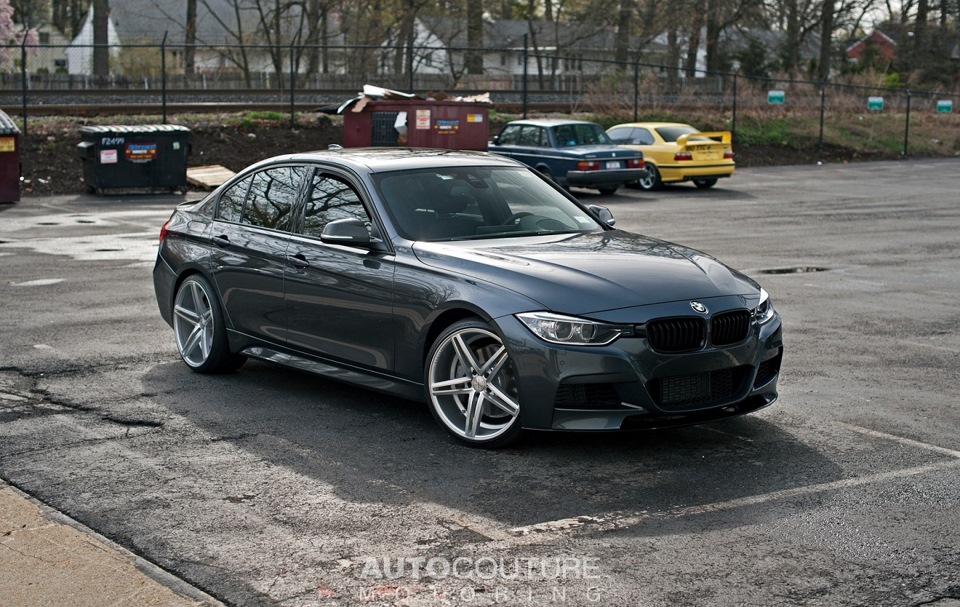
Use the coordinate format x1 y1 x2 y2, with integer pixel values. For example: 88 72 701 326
302 174 371 238
241 166 304 231
497 125 520 145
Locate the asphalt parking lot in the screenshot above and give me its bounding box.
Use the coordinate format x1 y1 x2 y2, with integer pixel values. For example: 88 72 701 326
1 159 959 606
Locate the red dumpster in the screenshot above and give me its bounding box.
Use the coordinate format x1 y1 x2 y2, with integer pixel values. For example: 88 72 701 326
0 110 21 204
342 99 490 151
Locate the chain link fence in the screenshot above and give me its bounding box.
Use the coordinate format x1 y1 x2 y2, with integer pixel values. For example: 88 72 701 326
4 41 960 155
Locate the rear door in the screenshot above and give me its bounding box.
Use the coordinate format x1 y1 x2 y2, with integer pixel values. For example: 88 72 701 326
209 165 306 344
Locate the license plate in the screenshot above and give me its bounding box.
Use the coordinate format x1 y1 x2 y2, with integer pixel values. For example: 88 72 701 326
605 161 621 169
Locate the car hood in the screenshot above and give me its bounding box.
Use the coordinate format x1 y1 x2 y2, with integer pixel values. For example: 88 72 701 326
411 231 759 315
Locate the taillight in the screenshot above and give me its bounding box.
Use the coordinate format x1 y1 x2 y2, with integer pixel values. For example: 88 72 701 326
577 161 600 171
674 152 693 161
724 150 735 159
159 220 170 243
627 158 644 169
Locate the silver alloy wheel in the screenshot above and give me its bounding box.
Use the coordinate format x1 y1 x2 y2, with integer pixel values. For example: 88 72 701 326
428 327 520 443
174 278 215 368
637 164 661 191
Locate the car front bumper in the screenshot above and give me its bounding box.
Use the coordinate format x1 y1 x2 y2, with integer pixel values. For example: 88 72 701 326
495 303 783 432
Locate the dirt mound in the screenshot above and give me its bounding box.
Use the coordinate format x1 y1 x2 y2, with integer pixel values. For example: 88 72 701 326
19 117 342 197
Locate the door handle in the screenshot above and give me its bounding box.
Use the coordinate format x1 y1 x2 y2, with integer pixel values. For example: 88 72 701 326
287 253 309 269
213 234 230 248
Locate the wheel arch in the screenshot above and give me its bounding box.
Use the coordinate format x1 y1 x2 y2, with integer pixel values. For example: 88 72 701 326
420 306 491 365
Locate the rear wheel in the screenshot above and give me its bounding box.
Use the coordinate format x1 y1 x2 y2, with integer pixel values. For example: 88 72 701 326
693 177 718 189
426 319 522 448
597 185 619 195
637 164 662 191
173 275 246 374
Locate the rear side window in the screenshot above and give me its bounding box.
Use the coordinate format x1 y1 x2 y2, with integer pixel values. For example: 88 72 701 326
516 126 549 147
241 166 305 231
635 128 655 145
217 176 251 223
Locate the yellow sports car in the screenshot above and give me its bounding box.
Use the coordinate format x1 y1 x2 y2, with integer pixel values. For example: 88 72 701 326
606 122 735 190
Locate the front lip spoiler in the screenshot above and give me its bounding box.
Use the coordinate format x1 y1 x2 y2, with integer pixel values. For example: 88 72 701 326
545 392 777 431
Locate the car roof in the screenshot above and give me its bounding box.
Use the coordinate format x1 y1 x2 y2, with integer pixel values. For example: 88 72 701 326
503 118 602 128
609 122 694 129
240 147 525 174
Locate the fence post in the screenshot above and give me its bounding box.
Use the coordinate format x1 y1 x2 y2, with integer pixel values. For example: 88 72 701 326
522 35 529 119
818 85 825 155
633 59 639 122
731 70 738 147
289 42 296 130
407 35 414 93
20 36 28 138
161 32 168 124
902 89 911 157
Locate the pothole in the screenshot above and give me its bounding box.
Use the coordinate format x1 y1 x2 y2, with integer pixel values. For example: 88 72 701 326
756 266 830 275
94 248 124 252
101 415 164 428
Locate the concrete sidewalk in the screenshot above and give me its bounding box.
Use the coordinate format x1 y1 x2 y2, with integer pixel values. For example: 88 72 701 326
0 481 222 607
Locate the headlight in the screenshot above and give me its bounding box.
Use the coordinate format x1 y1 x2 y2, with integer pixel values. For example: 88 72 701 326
754 288 775 324
516 312 627 346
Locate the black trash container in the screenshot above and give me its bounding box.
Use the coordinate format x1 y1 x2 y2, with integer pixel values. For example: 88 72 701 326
78 125 191 194
0 111 21 203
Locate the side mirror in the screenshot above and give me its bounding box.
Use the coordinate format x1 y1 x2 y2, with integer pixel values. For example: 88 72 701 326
321 218 373 246
491 135 500 145
588 205 616 227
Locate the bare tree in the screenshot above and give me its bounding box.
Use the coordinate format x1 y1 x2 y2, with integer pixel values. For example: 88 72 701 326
615 0 633 64
92 0 108 77
185 0 197 76
817 0 834 80
465 0 483 73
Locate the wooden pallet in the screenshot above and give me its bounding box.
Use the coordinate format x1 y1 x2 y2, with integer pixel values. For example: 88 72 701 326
187 165 235 189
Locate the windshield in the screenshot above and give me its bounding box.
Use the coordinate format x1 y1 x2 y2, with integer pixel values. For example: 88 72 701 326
553 123 614 147
655 125 701 143
374 166 604 242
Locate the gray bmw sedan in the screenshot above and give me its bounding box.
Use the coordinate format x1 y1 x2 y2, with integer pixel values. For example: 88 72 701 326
153 148 782 447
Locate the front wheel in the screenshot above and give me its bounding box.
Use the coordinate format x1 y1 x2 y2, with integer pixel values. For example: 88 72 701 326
636 164 662 191
693 177 718 189
426 319 522 448
173 275 246 374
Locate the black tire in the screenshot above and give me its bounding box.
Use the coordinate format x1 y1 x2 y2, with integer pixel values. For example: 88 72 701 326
597 185 619 195
693 178 718 189
637 164 662 191
425 319 523 448
172 274 246 374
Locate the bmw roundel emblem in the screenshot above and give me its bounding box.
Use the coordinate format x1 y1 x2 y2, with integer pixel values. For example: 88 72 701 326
690 301 708 314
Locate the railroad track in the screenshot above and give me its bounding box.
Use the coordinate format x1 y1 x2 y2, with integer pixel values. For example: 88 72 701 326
0 88 598 117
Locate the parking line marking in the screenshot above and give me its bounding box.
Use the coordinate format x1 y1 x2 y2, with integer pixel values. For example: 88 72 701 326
427 425 960 547
835 422 960 459
505 459 960 542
